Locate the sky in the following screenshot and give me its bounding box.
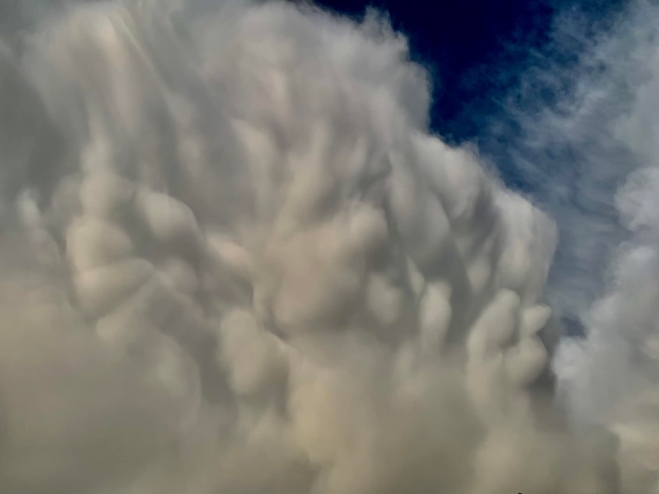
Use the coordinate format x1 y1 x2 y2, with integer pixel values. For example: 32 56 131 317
316 0 627 144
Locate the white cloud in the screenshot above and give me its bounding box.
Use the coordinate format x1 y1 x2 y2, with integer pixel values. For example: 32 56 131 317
0 0 657 493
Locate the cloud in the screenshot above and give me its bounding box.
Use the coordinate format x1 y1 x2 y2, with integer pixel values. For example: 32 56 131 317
476 1 659 491
0 0 654 493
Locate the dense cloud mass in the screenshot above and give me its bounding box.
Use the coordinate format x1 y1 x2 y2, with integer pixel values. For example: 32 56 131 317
0 0 657 493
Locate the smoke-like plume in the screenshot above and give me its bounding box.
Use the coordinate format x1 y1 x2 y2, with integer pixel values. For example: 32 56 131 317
0 0 655 493
549 4 659 492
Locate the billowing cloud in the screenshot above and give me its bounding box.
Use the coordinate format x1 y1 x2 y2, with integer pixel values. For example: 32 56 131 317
0 0 655 493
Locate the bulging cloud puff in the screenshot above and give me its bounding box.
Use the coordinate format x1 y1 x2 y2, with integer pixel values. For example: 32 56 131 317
0 1 630 493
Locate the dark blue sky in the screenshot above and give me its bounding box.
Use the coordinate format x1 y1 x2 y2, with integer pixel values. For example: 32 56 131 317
316 0 627 145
